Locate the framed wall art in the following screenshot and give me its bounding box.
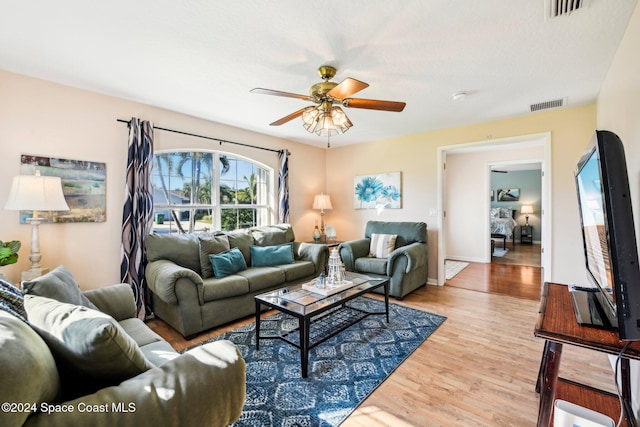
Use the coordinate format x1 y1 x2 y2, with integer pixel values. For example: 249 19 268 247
354 171 402 210
20 154 106 223
496 188 520 202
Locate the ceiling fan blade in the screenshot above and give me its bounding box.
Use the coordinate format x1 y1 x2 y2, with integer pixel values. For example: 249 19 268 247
343 98 406 112
269 107 307 126
251 88 314 102
327 78 369 99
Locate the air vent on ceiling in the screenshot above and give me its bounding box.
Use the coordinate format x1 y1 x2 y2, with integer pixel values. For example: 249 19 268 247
530 97 567 112
545 0 590 20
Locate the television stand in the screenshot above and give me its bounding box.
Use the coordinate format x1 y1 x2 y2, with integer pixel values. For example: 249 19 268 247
534 282 640 427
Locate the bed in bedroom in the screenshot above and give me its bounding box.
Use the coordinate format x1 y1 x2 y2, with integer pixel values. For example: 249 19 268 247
491 208 517 248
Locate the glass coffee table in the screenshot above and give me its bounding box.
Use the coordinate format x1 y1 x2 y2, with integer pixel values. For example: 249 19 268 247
254 273 389 378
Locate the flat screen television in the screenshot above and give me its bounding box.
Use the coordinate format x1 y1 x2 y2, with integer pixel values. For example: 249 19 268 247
572 130 640 340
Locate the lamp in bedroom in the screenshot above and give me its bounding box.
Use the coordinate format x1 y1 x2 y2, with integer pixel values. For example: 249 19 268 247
521 205 534 226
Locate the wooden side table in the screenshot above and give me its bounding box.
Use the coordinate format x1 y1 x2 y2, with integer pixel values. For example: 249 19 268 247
534 282 640 426
521 225 533 244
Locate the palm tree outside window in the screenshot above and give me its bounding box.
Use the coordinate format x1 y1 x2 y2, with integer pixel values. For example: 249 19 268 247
152 151 273 234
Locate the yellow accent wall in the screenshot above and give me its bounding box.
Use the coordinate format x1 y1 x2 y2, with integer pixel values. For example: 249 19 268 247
325 104 596 286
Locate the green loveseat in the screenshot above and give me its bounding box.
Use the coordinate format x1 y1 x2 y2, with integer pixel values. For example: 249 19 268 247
0 268 245 427
145 224 328 338
338 221 428 299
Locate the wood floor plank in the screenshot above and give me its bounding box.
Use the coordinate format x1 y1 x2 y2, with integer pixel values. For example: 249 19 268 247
147 262 617 426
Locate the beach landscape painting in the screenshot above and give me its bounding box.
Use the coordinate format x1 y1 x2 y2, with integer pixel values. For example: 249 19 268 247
20 154 106 223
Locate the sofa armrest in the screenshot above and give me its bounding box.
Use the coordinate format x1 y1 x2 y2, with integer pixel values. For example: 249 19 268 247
388 242 428 275
23 340 245 427
338 239 371 271
83 284 136 321
145 260 204 306
294 242 329 275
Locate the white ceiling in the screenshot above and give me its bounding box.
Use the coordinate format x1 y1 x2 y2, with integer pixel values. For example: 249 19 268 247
0 0 636 148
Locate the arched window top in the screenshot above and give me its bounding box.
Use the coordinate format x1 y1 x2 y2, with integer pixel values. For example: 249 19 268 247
152 150 274 233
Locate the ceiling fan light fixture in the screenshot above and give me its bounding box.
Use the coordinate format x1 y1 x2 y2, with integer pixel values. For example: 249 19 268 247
301 106 320 125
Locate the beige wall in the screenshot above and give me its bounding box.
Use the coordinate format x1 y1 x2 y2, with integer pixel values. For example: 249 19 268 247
0 70 326 287
445 143 543 262
326 104 596 285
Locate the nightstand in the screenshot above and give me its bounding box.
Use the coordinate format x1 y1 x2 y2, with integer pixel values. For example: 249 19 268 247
520 225 533 244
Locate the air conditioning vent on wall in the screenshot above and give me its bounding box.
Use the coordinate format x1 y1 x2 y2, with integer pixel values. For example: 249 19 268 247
530 97 567 112
545 0 590 20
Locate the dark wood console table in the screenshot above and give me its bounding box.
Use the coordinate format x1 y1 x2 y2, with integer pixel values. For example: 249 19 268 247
534 282 640 427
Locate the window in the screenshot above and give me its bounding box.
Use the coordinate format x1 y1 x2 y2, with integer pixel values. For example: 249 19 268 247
152 151 273 234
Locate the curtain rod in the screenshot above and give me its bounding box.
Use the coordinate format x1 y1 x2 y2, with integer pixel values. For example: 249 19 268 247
117 119 288 155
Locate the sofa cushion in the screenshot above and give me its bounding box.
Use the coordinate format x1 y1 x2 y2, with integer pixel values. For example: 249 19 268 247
275 260 316 282
250 224 295 246
202 276 250 301
355 257 388 276
24 295 155 397
369 233 397 258
22 264 98 309
364 221 427 247
227 229 254 266
251 242 295 267
210 247 248 279
237 267 286 292
119 318 178 366
0 311 60 427
199 234 231 279
145 233 202 275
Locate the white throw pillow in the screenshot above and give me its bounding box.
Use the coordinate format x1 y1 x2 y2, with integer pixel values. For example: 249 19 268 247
369 233 398 258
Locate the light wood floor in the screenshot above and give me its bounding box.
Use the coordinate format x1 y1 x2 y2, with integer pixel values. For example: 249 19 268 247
147 261 617 426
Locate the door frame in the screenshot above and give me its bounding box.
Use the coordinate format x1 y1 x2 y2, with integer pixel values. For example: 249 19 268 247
436 132 552 285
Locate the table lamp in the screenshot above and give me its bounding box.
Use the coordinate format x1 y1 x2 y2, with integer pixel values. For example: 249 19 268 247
521 205 534 226
312 193 333 241
4 170 69 280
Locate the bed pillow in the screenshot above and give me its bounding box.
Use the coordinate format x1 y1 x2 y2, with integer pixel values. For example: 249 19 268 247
490 208 500 218
209 247 248 279
499 208 513 218
369 233 398 258
250 243 295 267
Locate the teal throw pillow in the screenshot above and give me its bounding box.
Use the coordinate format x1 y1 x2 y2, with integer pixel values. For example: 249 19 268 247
251 242 295 267
209 247 248 279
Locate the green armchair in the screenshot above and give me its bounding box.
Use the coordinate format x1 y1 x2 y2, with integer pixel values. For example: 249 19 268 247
338 221 428 299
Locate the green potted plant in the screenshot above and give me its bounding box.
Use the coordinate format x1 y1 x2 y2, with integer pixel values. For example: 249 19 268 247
0 240 21 266
0 240 21 281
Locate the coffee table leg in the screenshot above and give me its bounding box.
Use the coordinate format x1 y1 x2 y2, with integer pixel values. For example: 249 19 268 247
299 317 310 378
384 281 390 323
255 300 261 351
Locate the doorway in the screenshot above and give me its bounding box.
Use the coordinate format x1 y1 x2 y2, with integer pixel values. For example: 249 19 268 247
490 162 542 268
436 132 552 285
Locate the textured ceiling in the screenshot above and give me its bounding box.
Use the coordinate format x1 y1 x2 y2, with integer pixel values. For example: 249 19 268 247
0 0 637 148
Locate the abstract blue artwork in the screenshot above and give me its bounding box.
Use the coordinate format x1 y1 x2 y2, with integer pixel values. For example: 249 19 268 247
354 172 401 210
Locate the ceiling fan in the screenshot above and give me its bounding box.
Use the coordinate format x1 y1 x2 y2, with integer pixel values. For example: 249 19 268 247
251 65 406 146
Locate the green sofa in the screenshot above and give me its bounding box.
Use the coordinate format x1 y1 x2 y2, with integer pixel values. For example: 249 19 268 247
0 269 245 427
145 224 329 338
338 221 428 299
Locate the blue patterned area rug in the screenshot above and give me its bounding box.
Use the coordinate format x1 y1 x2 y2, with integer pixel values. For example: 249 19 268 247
183 296 446 427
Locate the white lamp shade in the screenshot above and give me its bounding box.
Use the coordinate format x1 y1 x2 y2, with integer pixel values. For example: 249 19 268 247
4 174 70 211
521 205 534 215
312 194 333 210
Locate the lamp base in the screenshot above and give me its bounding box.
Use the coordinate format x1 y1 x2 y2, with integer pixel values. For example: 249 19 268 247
22 267 49 282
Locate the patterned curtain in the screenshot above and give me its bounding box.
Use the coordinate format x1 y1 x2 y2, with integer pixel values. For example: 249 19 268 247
278 150 290 224
120 118 154 318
